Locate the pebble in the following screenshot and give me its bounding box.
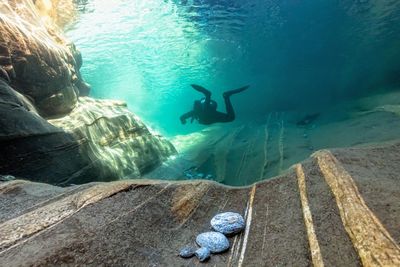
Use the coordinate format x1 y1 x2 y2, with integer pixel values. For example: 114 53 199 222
196 232 230 253
211 212 245 235
195 247 210 262
179 246 196 258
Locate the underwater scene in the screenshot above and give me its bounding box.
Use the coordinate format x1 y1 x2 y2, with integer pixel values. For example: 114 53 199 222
1 1 400 266
65 0 400 185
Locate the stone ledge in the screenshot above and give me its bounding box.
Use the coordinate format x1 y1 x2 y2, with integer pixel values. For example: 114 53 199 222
1 141 399 266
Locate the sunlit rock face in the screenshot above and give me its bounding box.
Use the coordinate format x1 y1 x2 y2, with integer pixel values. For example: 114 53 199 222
33 0 77 28
0 0 176 184
0 0 88 116
0 80 176 185
49 97 177 184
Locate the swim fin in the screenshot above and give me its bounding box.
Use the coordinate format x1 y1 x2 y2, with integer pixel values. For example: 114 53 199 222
223 85 250 98
191 84 210 93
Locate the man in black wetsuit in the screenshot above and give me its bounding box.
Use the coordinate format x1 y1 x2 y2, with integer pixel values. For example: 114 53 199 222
180 84 249 125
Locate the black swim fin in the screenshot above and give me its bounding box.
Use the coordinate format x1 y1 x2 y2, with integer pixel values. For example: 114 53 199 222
191 84 211 96
223 85 250 98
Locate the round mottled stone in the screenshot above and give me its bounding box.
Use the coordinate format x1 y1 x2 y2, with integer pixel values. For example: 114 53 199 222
211 212 245 235
179 246 196 258
195 247 210 262
195 232 229 253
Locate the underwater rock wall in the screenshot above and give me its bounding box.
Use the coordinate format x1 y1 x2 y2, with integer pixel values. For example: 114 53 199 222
0 0 176 185
48 97 176 185
0 0 88 116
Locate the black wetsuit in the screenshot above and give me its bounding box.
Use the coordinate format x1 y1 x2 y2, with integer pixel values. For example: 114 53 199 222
180 84 249 125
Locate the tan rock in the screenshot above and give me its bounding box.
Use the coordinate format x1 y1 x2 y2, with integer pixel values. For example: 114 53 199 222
0 141 399 266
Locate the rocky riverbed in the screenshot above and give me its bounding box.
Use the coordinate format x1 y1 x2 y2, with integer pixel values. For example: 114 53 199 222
1 141 399 266
0 1 399 266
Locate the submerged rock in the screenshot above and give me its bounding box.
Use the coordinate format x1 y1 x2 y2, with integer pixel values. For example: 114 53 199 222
0 1 87 117
179 246 196 258
195 247 211 262
1 141 399 266
211 212 245 235
0 175 15 181
196 232 230 253
0 1 176 185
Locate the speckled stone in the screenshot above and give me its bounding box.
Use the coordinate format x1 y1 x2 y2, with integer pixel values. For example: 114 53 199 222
179 246 196 258
211 212 245 235
195 247 210 262
195 232 230 253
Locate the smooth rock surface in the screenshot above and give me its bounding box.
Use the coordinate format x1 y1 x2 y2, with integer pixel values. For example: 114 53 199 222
211 212 245 235
1 141 399 266
0 1 176 185
196 232 230 253
0 0 87 116
0 91 176 185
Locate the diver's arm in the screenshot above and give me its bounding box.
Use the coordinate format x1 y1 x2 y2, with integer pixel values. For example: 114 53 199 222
180 111 194 124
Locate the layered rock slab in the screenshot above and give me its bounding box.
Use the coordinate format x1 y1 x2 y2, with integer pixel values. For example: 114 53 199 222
0 81 176 185
1 141 399 266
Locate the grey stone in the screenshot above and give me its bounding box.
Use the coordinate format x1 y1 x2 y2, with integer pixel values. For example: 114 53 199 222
179 246 196 258
196 232 229 253
211 212 245 235
195 247 210 262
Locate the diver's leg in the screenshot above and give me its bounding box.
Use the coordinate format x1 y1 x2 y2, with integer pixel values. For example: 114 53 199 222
222 85 249 98
218 85 249 122
191 84 211 103
221 94 235 122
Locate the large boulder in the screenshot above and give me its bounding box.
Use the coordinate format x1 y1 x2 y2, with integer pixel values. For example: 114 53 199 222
0 0 89 117
0 79 176 185
0 0 176 184
48 97 177 185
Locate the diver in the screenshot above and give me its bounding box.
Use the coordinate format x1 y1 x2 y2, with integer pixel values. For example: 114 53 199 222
180 84 249 125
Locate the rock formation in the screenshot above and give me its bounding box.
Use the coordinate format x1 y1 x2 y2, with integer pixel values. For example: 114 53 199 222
0 142 399 266
0 0 176 185
0 1 399 266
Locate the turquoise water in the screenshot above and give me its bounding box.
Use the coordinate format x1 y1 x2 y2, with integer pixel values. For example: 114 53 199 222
65 0 400 185
67 0 400 135
67 0 400 137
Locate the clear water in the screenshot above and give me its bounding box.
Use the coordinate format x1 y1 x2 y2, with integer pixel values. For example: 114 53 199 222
66 0 400 184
